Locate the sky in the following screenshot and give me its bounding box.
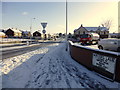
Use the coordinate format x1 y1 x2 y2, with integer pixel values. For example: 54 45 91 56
118 1 120 32
1 0 119 34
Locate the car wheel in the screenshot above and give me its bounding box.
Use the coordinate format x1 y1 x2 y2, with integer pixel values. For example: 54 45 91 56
89 41 93 45
95 41 98 44
98 45 103 50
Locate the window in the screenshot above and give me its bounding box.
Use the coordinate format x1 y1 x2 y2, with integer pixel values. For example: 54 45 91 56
83 31 85 34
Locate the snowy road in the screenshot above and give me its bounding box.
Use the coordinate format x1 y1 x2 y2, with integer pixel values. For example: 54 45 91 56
1 43 54 59
2 43 119 88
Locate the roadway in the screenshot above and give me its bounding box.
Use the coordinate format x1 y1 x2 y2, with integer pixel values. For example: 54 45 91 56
1 40 64 60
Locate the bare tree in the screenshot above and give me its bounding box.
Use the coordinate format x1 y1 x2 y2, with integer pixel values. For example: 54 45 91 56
101 19 112 30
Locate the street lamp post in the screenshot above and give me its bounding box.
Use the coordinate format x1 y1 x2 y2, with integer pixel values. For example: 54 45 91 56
30 18 36 39
27 18 36 45
66 0 68 51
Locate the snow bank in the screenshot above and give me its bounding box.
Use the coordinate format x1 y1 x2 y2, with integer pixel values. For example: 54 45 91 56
1 43 119 88
73 42 120 55
1 38 30 42
2 44 59 88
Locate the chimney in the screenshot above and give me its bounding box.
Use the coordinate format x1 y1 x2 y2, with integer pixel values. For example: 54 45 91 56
81 24 83 27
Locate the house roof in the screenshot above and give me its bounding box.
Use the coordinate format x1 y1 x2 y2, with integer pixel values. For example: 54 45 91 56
85 27 108 31
22 31 30 34
0 31 5 36
74 26 108 32
12 29 22 33
109 33 120 36
7 28 22 33
84 27 98 31
74 29 78 32
33 31 41 34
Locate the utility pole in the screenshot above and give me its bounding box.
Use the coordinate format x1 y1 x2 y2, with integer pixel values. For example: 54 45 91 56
30 18 36 39
66 0 68 51
28 18 35 45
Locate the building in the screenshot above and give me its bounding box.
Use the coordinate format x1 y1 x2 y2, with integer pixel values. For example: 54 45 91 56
5 28 22 37
109 33 120 38
0 31 6 38
74 24 109 38
33 31 41 37
22 31 31 38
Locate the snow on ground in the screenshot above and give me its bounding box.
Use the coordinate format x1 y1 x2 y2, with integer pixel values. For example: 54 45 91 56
1 43 119 88
1 43 41 51
74 43 98 49
0 38 30 42
85 45 98 49
74 42 120 55
0 43 25 47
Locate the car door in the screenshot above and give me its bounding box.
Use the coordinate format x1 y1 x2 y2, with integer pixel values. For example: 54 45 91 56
113 40 120 51
102 39 110 50
108 40 117 51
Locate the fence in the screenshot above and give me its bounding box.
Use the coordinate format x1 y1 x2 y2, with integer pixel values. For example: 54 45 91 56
69 41 120 82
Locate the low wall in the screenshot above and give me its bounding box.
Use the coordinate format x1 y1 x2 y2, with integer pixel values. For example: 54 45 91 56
69 41 120 82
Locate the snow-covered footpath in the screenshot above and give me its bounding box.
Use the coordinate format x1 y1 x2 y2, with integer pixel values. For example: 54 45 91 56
1 43 119 88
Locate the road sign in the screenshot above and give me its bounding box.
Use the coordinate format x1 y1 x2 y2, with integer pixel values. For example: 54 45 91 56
41 23 47 29
42 30 46 34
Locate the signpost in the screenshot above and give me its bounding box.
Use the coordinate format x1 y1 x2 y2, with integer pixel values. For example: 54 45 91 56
41 22 47 40
42 30 46 34
92 53 117 80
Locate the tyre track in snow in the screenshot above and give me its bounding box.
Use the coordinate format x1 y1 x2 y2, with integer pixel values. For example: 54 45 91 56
59 45 107 89
26 43 107 88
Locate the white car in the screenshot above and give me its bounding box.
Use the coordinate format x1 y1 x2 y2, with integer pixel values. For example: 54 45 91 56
98 38 120 52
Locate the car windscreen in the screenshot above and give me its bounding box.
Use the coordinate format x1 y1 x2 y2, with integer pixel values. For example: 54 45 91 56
80 34 89 38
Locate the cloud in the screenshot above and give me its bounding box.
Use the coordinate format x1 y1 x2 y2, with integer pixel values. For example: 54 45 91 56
22 12 28 15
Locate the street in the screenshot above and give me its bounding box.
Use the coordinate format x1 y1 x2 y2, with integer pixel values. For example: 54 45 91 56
1 42 61 60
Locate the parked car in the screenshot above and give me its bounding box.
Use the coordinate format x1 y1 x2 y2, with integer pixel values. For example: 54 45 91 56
80 33 100 44
98 38 120 52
